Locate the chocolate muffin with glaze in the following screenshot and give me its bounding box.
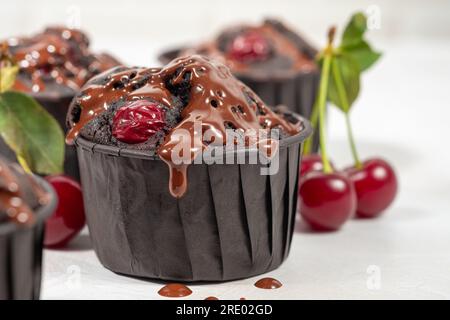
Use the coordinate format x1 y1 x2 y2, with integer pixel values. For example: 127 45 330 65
69 55 311 281
0 26 121 180
7 26 120 97
0 156 57 299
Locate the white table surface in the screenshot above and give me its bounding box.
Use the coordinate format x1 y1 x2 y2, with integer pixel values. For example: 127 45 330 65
41 40 450 300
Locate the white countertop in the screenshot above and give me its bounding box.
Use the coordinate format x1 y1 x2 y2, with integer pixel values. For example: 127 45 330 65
41 40 450 300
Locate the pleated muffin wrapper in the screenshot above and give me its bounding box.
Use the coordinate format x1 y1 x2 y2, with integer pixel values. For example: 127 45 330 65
0 91 80 181
0 176 57 300
75 115 311 282
159 48 320 152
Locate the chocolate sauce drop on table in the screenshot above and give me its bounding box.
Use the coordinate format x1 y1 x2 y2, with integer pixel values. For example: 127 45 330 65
205 296 219 300
158 283 192 298
66 55 301 198
254 277 283 289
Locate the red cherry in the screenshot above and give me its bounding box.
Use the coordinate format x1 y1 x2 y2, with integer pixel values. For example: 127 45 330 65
300 154 335 176
299 172 356 231
345 158 398 218
112 100 165 144
44 175 86 248
228 31 270 62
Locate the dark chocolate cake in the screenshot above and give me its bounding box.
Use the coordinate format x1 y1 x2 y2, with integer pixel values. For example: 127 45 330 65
69 55 311 281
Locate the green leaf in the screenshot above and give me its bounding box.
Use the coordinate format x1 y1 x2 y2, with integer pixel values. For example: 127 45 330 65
0 91 64 174
339 12 381 72
341 12 367 47
0 65 19 93
327 53 361 112
340 40 381 72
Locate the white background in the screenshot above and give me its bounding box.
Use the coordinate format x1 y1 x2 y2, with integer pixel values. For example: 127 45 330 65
2 0 450 299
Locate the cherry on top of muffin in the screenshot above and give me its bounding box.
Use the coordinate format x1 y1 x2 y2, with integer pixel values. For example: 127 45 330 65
180 19 317 79
66 55 303 197
0 156 49 226
3 26 121 97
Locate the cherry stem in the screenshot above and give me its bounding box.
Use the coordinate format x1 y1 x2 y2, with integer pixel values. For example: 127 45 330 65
316 28 335 174
330 55 362 168
345 113 361 168
303 100 318 155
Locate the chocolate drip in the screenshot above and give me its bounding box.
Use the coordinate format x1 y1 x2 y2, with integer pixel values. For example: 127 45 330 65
5 26 120 93
158 283 192 298
254 277 283 289
0 158 48 226
66 55 301 197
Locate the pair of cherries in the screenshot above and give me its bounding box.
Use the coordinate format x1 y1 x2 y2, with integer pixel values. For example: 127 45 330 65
299 154 398 231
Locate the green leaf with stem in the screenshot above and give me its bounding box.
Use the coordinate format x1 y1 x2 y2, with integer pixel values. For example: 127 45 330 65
305 12 381 167
0 91 65 175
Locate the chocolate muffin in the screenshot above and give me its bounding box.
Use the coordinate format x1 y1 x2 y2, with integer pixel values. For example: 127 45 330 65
68 55 311 281
0 156 57 299
0 26 121 180
159 19 319 143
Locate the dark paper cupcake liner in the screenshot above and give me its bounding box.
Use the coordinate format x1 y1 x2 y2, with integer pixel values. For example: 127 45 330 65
0 93 80 181
159 48 320 151
0 176 57 300
75 115 311 282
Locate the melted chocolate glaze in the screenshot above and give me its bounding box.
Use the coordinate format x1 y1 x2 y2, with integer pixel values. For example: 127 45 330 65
4 26 120 94
180 19 316 78
66 55 301 197
254 277 283 289
0 157 49 226
158 283 192 298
